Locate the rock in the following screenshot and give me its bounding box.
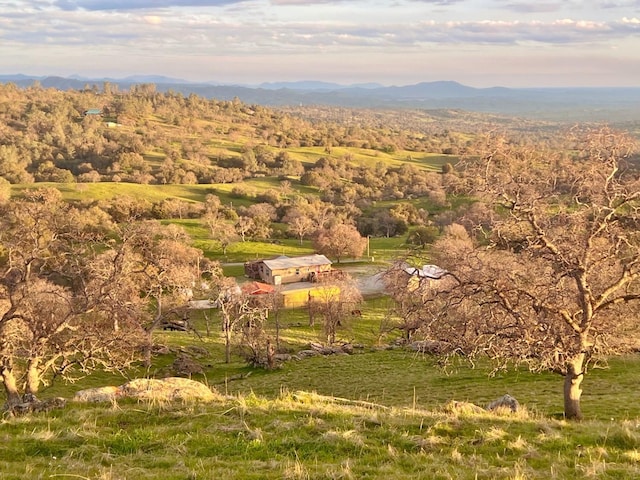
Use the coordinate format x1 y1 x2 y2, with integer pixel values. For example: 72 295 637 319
183 346 210 357
171 353 204 377
5 395 67 415
443 400 486 415
297 350 319 358
39 397 67 411
486 394 519 413
73 386 121 403
120 377 219 403
152 344 171 355
74 378 221 404
340 343 354 354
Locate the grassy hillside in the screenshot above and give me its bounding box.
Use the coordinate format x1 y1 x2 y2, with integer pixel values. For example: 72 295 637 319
2 360 640 479
3 303 640 478
3 87 640 479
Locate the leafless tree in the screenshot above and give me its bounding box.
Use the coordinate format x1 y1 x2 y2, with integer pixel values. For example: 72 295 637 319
387 127 640 420
308 275 363 345
0 189 145 407
118 221 219 366
287 215 315 245
213 279 275 367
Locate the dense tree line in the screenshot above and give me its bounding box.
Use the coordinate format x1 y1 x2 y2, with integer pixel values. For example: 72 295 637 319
1 82 522 247
0 82 467 187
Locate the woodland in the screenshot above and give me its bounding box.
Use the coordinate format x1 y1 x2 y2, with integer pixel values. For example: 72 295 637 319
1 81 640 432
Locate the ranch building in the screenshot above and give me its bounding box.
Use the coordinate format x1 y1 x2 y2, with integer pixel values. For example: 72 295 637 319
244 254 332 285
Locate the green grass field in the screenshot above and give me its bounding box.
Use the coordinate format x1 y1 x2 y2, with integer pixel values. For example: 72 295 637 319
2 352 639 479
2 294 640 479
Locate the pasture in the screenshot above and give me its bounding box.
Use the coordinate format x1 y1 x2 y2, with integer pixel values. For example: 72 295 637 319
2 291 640 479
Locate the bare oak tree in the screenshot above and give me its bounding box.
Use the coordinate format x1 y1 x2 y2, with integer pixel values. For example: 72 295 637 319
0 189 145 407
308 275 363 345
117 221 219 366
389 128 640 420
213 279 275 367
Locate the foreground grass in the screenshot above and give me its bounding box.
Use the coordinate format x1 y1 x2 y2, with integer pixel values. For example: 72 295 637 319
2 389 640 479
39 296 640 423
3 305 640 478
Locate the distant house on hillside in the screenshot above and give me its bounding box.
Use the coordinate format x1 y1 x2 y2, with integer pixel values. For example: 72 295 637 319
83 108 103 116
244 254 332 285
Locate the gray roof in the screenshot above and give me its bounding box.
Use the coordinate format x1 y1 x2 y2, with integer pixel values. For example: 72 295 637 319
404 264 446 279
263 254 332 270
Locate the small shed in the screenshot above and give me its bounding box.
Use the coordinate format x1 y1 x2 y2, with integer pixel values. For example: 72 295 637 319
404 265 446 279
241 281 276 296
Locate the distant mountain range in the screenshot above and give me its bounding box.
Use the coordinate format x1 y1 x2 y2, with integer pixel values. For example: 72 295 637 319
1 74 639 122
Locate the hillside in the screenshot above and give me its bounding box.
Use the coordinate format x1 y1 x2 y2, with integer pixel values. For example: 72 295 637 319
0 82 495 258
2 368 640 479
1 82 640 480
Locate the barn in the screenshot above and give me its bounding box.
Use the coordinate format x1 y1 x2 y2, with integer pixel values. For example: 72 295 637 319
244 254 332 285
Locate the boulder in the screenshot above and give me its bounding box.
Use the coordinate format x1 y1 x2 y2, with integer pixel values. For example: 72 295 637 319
486 394 519 413
274 353 293 362
120 377 219 403
443 400 486 415
171 353 204 377
74 378 220 403
5 395 67 415
297 350 320 358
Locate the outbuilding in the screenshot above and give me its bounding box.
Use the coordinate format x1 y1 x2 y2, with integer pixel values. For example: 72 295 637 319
244 254 332 285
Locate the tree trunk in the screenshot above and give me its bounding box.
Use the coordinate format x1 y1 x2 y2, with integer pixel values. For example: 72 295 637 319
25 357 41 396
203 310 211 337
1 363 22 407
142 331 153 368
224 319 232 363
275 311 281 351
563 353 585 420
308 302 314 327
143 297 162 368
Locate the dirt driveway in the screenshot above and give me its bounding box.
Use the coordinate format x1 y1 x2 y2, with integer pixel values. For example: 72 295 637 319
339 264 388 296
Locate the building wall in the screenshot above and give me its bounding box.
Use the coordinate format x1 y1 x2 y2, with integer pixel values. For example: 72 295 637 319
281 285 340 308
263 263 332 285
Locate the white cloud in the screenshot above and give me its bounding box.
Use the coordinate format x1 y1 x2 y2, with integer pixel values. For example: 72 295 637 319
0 0 639 86
143 15 163 24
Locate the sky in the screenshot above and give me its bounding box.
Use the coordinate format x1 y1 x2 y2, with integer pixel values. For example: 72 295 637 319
1 0 639 88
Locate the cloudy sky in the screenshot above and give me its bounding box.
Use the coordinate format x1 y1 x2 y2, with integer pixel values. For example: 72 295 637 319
1 0 639 87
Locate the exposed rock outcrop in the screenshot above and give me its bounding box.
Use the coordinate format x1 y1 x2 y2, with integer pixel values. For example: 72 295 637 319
73 377 220 403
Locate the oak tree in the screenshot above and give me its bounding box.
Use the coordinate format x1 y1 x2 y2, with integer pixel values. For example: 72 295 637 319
308 275 362 345
0 189 145 406
388 128 640 420
313 224 367 263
